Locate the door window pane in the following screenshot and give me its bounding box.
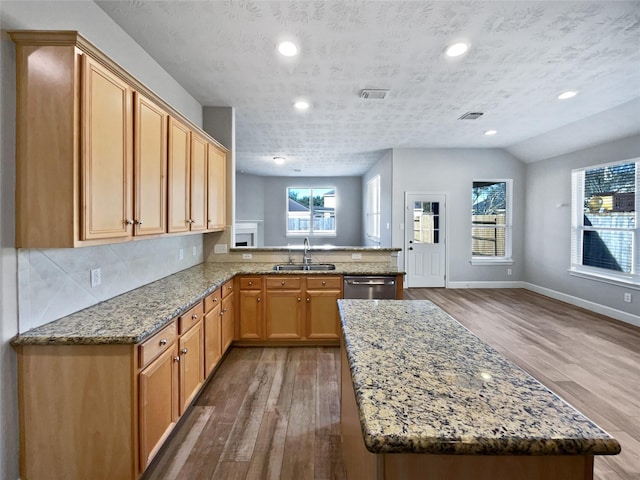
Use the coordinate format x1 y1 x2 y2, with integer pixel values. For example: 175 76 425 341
413 201 439 244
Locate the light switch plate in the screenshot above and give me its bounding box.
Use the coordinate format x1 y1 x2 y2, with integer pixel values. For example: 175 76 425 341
90 268 101 288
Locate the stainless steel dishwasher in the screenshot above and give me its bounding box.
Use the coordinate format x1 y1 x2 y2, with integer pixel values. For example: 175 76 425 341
343 276 397 299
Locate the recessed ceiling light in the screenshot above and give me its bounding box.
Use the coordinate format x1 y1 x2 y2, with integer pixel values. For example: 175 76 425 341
278 41 298 57
294 100 310 110
484 130 497 136
558 90 578 100
445 42 469 57
273 156 285 165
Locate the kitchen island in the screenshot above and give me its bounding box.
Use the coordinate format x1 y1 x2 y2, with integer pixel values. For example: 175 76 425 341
338 299 620 480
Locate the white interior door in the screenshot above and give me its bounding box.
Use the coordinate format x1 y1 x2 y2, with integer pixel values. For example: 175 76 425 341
405 193 446 287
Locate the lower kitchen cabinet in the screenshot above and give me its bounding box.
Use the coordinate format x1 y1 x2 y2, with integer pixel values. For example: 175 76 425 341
178 317 204 415
238 276 264 340
266 276 304 339
306 276 343 339
139 340 179 470
203 288 222 377
221 279 235 351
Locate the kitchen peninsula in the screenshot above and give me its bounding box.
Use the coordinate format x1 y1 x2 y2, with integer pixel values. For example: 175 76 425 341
338 299 620 480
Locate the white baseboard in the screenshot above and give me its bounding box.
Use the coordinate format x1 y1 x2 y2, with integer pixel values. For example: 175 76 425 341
523 282 640 328
446 281 526 289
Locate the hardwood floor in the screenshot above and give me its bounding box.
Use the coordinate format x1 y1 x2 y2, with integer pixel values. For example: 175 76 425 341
142 347 346 480
143 289 639 480
404 288 640 480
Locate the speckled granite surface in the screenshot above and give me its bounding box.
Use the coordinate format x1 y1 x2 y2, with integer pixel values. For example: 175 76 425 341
12 262 402 346
338 299 621 456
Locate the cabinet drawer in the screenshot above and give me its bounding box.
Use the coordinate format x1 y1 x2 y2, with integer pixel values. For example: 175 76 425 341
139 320 178 369
239 276 263 290
306 276 342 290
204 288 221 313
266 276 302 289
179 301 204 334
222 279 234 298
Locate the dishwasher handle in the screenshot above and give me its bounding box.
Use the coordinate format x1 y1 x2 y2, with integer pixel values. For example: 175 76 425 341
345 279 395 286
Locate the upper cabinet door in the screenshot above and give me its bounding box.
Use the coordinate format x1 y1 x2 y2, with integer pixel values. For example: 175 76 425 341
81 56 133 240
207 143 227 231
134 93 168 236
190 133 208 231
168 117 191 233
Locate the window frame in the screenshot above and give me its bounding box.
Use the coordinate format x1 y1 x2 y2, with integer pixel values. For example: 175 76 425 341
471 179 513 265
570 158 639 288
365 175 381 242
285 186 337 238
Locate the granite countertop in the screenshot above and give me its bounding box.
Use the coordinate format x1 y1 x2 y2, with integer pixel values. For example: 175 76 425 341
12 262 402 346
338 299 621 456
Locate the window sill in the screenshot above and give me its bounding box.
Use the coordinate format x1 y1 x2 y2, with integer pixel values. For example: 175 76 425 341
470 258 514 266
569 268 640 291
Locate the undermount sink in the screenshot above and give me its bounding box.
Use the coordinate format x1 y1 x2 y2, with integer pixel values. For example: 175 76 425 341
273 263 336 271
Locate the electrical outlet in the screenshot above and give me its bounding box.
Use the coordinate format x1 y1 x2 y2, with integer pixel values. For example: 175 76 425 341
214 244 228 254
624 293 632 303
192 246 197 256
507 268 512 276
90 268 101 288
242 253 252 260
352 253 362 260
179 248 184 260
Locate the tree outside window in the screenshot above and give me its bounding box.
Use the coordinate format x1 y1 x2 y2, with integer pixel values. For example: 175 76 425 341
287 187 336 236
472 180 512 261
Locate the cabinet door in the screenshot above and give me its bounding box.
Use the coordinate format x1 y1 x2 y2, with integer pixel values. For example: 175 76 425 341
238 289 263 340
190 133 208 231
81 55 133 240
168 117 190 233
266 290 303 339
139 344 179 470
306 289 342 339
207 143 226 231
134 93 167 235
179 321 204 415
204 303 222 378
221 293 234 352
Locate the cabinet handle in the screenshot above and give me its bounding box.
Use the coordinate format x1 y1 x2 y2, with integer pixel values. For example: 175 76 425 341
135 219 143 225
297 297 301 302
281 281 285 285
159 338 168 346
307 298 310 302
125 219 134 225
322 281 326 285
213 297 218 302
248 281 253 286
192 313 198 320
257 297 261 302
181 348 188 355
174 356 180 362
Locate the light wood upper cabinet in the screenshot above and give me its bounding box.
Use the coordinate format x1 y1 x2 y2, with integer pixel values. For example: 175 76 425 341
190 133 208 231
81 55 134 240
168 117 191 233
10 31 229 247
207 143 227 231
134 93 167 236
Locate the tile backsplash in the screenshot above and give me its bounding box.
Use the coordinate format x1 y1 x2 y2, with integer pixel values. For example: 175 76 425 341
17 235 203 333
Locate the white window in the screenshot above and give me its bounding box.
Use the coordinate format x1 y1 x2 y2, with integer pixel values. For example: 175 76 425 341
471 180 513 264
286 187 336 236
365 175 381 241
571 159 639 287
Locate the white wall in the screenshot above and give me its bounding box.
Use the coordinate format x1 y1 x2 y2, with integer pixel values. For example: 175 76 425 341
0 2 206 478
524 134 640 321
362 149 393 247
391 148 526 283
262 176 363 247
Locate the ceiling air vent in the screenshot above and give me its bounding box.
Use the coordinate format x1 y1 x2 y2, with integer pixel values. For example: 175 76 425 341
458 112 484 120
360 89 389 100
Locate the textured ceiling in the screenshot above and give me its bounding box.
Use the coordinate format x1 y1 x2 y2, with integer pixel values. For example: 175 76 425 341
96 0 640 176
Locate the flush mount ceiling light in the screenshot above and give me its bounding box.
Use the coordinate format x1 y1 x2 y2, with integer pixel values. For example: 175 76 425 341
558 90 578 100
445 42 469 57
273 156 285 165
278 41 298 57
294 100 310 110
484 130 498 136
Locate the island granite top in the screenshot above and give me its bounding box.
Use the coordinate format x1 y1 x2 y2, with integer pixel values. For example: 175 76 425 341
338 299 621 456
12 262 402 346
